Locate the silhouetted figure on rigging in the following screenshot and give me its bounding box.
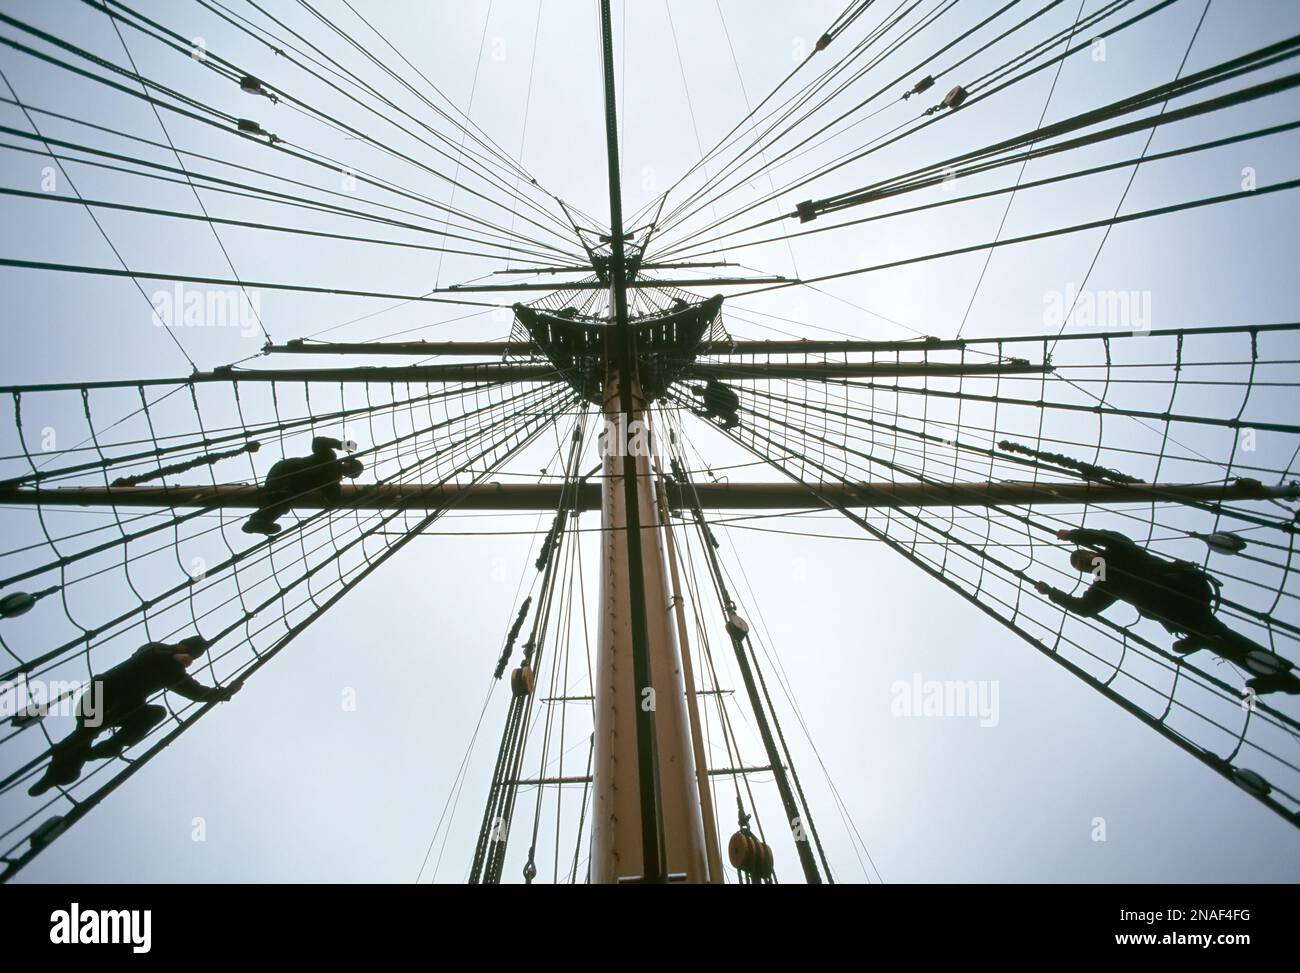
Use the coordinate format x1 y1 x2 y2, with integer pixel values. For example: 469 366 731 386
1035 527 1299 695
28 636 241 796
692 379 740 429
242 436 364 536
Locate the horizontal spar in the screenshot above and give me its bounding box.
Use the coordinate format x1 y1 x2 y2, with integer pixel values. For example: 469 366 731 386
265 324 1300 358
269 339 1053 363
1 479 1292 512
0 359 1050 393
692 361 1050 380
226 361 1049 382
270 339 976 356
507 766 777 786
490 261 739 275
444 276 787 291
269 340 537 356
214 362 1049 383
200 362 563 384
0 362 564 393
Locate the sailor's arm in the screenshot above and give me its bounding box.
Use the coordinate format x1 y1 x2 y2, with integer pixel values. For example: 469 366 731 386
1055 527 1138 555
169 674 242 703
1035 580 1118 617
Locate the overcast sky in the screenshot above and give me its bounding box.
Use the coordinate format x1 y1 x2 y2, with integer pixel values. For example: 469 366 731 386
1 0 1298 883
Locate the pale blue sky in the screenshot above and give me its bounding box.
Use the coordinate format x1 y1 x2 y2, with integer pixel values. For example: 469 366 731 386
1 0 1298 882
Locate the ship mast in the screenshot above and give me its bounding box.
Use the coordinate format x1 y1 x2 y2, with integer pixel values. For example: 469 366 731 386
590 0 710 884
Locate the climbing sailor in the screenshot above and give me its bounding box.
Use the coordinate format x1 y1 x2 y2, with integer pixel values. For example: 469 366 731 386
692 379 741 429
1036 527 1299 695
243 436 364 535
28 635 241 796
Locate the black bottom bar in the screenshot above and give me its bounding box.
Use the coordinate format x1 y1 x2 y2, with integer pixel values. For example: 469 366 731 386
0 883 1291 958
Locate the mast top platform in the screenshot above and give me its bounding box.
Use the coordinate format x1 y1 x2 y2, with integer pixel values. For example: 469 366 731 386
511 292 727 402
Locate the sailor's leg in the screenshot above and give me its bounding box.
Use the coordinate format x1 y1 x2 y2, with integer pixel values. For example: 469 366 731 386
87 703 166 758
27 722 98 796
1204 619 1277 664
243 497 288 535
1247 670 1300 695
1171 608 1238 655
1187 613 1297 691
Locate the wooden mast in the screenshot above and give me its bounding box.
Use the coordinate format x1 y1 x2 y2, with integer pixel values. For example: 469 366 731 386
586 0 711 883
